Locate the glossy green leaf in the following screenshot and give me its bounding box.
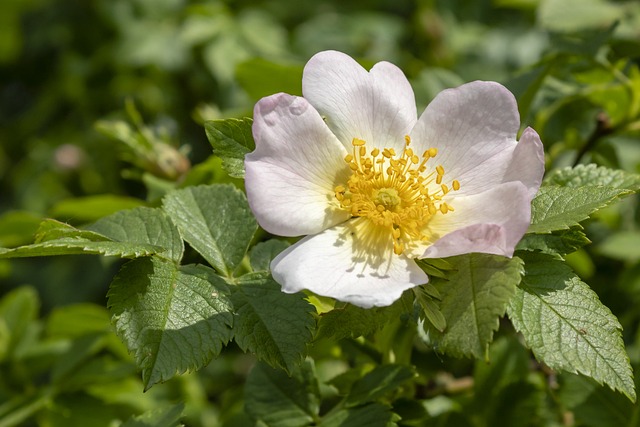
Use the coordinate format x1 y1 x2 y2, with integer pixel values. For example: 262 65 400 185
162 184 257 277
528 185 630 234
231 273 315 373
427 254 523 359
245 361 320 427
204 118 255 178
108 257 233 389
507 252 635 401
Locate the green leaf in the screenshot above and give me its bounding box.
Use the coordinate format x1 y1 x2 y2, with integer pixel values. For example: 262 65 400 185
415 284 446 332
236 57 303 100
204 118 255 178
49 194 145 222
597 231 640 262
316 294 413 341
528 185 630 234
0 210 41 247
538 0 624 33
426 254 523 359
120 404 184 427
346 364 416 407
507 252 635 402
0 235 160 259
162 184 257 277
545 164 640 191
231 272 315 373
249 239 290 272
319 403 399 427
516 228 591 256
108 257 233 389
0 286 39 359
559 374 634 427
245 361 320 427
87 207 184 263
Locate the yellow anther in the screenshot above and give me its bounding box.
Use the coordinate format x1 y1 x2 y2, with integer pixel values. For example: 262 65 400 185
382 148 395 158
335 136 459 256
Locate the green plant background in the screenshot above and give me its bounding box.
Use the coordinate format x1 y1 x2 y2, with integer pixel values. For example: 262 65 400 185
1 0 640 426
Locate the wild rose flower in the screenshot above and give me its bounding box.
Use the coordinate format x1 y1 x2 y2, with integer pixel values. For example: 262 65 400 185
245 50 544 308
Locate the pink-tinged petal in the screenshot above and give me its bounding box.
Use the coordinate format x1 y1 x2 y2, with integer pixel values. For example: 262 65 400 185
503 127 545 200
246 93 351 237
410 81 524 196
302 50 417 152
272 219 428 308
421 181 531 258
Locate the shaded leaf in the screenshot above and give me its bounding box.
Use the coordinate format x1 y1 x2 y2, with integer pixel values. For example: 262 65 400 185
108 257 233 389
507 252 635 401
232 273 315 373
319 403 399 427
316 294 413 341
427 254 523 359
516 228 591 256
162 184 257 277
120 403 184 427
204 118 255 178
249 239 289 272
49 195 145 222
346 364 416 407
236 57 303 100
245 361 320 427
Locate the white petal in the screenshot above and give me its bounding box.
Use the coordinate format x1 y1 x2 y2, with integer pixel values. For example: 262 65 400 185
410 81 524 196
302 50 417 152
503 127 545 200
421 181 532 258
246 93 351 236
272 219 428 308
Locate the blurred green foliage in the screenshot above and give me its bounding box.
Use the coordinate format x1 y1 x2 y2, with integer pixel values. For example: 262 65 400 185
2 0 640 425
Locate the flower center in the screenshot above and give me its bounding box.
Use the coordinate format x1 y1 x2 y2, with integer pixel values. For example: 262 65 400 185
334 136 461 255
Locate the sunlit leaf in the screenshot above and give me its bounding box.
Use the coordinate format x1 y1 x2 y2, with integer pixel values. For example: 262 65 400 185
87 207 184 263
204 118 255 178
545 164 640 191
162 184 257 277
507 252 635 401
528 185 630 234
108 257 233 389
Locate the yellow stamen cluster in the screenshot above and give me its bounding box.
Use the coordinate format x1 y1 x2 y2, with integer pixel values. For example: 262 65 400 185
335 136 461 255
